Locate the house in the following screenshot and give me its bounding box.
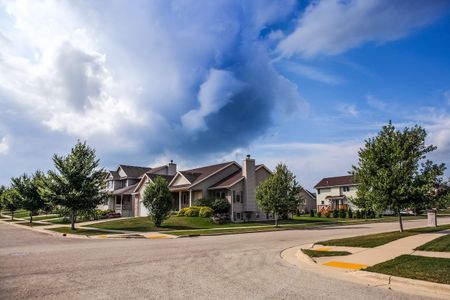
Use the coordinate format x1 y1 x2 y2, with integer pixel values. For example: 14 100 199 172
297 188 316 213
314 175 358 212
104 162 177 216
107 155 273 222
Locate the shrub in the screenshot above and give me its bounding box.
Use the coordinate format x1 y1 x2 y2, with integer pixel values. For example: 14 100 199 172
193 198 213 207
199 206 214 217
212 198 230 214
310 209 315 217
332 210 339 218
177 207 190 217
339 209 347 218
317 211 322 218
185 206 200 217
324 210 331 218
348 208 353 218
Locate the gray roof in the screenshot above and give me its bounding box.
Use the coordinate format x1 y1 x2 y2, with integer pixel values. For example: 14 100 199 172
119 165 151 178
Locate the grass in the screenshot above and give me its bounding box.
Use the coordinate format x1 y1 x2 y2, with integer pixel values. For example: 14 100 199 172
25 214 59 221
416 234 450 252
301 249 352 258
2 209 30 219
318 224 450 248
16 222 51 227
366 255 450 284
48 227 111 236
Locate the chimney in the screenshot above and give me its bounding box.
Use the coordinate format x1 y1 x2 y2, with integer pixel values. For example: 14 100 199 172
242 154 256 211
168 160 177 175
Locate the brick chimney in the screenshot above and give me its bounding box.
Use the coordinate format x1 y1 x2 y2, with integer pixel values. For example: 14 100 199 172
168 160 177 175
242 154 256 211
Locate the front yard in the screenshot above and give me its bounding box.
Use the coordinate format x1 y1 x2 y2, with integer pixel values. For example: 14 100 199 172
416 234 450 252
365 255 450 285
48 227 112 236
317 224 450 248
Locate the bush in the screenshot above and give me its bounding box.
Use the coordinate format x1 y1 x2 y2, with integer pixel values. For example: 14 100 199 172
185 206 200 217
332 210 339 218
177 207 190 217
310 209 315 217
348 208 353 218
324 210 331 218
317 211 322 218
338 209 347 218
193 198 213 207
199 206 214 217
355 210 361 219
212 198 230 214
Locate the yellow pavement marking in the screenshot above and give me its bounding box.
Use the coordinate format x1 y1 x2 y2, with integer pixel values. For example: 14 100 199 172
145 235 169 239
315 247 332 251
323 261 368 270
97 235 109 239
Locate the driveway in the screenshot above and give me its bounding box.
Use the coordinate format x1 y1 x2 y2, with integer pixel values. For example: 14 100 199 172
1 218 449 299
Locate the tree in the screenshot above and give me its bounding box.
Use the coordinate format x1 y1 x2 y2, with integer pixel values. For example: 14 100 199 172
11 171 48 223
142 176 173 227
0 185 5 212
352 121 446 232
256 163 298 226
40 141 107 230
1 188 22 220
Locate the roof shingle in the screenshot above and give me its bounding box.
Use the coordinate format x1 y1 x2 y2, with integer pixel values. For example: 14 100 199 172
314 175 356 188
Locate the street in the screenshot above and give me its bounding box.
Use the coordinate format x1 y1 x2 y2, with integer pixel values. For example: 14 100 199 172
1 218 449 299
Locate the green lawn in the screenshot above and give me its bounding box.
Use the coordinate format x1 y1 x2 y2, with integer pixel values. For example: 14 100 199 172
318 224 450 248
25 214 59 221
48 227 111 236
301 249 352 258
365 255 450 284
2 209 30 219
17 222 51 227
416 234 450 252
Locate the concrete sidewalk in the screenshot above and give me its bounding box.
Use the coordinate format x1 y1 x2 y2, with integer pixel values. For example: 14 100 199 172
311 230 450 269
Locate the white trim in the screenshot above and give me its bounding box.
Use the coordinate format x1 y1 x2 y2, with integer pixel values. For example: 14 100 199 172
168 172 191 186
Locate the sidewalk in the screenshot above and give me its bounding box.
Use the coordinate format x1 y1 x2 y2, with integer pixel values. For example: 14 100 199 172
312 230 450 269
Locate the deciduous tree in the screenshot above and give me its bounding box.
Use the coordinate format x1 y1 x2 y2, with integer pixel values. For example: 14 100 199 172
1 188 21 220
352 121 446 232
143 176 173 227
256 163 298 226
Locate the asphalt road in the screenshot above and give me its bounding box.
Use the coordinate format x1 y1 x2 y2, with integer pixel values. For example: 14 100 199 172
1 218 449 300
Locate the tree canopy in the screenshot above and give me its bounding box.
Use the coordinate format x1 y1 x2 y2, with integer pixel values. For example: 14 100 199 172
1 188 21 220
40 141 106 230
11 171 48 223
256 163 298 226
142 176 173 227
352 121 446 232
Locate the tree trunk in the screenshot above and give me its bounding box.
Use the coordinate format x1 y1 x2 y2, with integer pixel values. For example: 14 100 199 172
30 211 33 224
11 210 14 221
274 213 278 227
398 210 404 232
71 210 76 230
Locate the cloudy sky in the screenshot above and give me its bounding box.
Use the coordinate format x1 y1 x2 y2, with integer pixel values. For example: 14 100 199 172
0 0 449 189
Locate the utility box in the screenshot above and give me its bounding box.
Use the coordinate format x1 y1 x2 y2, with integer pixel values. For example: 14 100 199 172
427 209 437 227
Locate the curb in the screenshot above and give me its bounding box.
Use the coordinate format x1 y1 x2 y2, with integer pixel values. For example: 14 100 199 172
283 244 450 299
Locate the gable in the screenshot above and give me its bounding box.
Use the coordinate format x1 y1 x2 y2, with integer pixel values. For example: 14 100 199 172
171 173 191 186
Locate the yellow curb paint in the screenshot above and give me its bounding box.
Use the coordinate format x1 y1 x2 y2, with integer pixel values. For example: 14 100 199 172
97 235 109 239
323 261 368 270
315 247 332 251
145 235 169 239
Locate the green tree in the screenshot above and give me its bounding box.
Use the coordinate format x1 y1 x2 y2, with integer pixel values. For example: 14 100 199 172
142 176 173 227
256 163 298 226
40 141 107 230
1 188 22 220
0 185 5 212
352 122 446 232
11 171 48 223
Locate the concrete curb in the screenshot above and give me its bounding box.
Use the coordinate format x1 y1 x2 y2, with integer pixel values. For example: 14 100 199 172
284 244 450 299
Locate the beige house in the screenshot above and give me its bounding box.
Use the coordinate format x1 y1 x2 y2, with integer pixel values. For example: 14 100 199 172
105 156 272 222
314 175 358 212
297 188 316 213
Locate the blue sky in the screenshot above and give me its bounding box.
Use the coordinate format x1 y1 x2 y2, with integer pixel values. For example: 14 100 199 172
0 0 449 190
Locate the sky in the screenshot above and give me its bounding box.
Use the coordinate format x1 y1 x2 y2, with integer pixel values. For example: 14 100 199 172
0 0 449 190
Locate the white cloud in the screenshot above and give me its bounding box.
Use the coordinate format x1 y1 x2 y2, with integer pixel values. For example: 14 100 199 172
182 69 244 132
444 90 450 105
255 141 362 189
366 94 387 111
282 62 342 85
0 136 10 155
277 0 448 58
337 103 359 117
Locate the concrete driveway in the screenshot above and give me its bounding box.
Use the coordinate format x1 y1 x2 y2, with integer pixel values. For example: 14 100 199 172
1 218 449 299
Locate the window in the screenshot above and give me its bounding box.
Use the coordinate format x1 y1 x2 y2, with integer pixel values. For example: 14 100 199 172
321 201 324 205
236 193 241 203
342 186 350 192
215 191 226 199
115 197 121 205
256 213 259 219
318 189 320 194
236 213 241 220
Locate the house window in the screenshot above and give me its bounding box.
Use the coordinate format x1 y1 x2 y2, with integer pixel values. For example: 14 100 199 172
318 189 320 194
236 212 241 220
215 191 226 199
256 213 259 219
236 193 241 203
321 201 324 205
115 197 121 205
342 186 350 192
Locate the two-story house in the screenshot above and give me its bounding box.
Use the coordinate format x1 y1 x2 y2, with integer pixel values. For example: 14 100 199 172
107 155 273 222
314 175 358 212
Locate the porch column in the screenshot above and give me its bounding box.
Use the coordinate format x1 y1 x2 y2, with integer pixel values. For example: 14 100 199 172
178 191 182 211
189 190 192 207
121 195 123 214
